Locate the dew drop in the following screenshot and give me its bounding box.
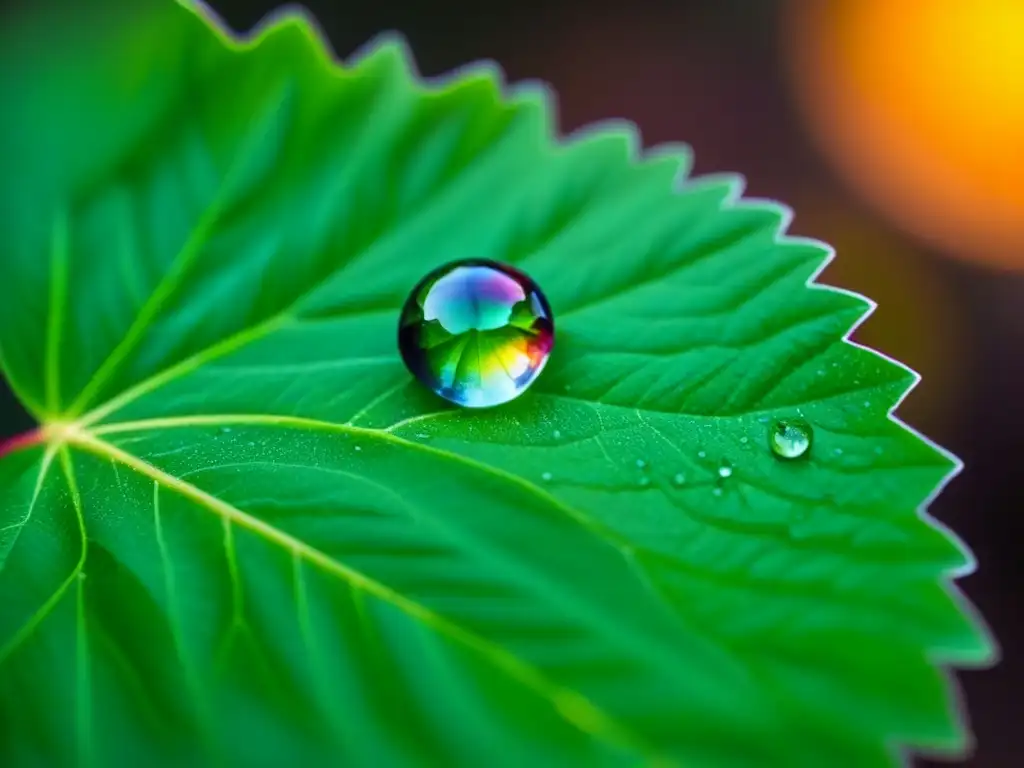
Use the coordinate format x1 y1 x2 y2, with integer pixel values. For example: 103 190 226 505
697 450 706 459
553 429 562 440
673 472 686 486
863 400 871 409
220 427 232 434
415 432 430 440
541 471 553 482
639 476 651 487
718 461 733 479
398 259 554 408
740 436 749 445
833 447 844 456
873 446 884 456
355 446 362 452
712 486 723 497
635 459 647 469
768 418 813 460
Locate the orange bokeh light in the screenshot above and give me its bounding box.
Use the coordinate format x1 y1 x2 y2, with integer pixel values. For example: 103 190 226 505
785 0 1024 271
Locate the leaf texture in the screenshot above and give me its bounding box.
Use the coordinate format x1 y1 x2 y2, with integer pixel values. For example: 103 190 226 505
0 1 993 766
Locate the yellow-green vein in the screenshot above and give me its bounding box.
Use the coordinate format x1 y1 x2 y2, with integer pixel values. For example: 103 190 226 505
0 446 82 665
89 413 645 568
69 428 659 762
66 79 295 418
152 480 220 756
59 447 93 768
291 552 349 751
45 209 70 417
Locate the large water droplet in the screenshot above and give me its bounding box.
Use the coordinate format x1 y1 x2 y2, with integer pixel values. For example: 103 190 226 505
769 418 813 460
398 259 554 408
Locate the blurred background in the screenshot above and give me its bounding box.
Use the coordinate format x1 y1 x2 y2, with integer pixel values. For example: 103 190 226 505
1 0 1021 763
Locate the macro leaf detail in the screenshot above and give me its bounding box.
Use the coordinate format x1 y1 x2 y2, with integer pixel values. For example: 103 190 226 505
0 1 993 766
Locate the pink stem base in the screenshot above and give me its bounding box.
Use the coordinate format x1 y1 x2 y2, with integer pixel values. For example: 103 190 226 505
0 429 43 459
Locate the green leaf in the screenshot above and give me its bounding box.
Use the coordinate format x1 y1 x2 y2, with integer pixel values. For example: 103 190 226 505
0 1 993 765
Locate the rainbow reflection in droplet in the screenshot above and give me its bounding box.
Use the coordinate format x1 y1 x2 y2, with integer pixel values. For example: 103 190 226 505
398 259 555 408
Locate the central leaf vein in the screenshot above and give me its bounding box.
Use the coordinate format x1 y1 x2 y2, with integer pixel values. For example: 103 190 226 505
68 428 657 760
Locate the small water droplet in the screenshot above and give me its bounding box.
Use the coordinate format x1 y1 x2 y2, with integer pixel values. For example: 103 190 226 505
673 473 686 486
862 400 871 409
355 446 362 452
757 416 770 424
553 429 562 439
639 476 650 487
712 486 723 497
768 418 813 460
873 446 884 455
635 459 647 469
247 441 255 447
718 461 733 479
220 427 232 434
740 436 749 445
816 369 825 376
697 450 706 459
833 447 844 456
541 471 553 482
415 432 429 439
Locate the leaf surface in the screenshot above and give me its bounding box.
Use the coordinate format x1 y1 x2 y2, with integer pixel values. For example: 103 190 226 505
0 1 992 765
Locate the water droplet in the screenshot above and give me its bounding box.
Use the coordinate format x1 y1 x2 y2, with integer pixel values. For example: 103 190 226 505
541 471 553 482
355 446 362 452
816 369 825 376
833 447 844 456
768 418 813 460
712 486 723 497
873 446 884 455
398 259 554 408
552 429 562 440
220 427 232 434
757 416 770 424
718 461 733 479
247 441 255 447
740 436 749 445
639 476 651 487
415 432 430 440
635 459 647 469
862 400 871 409
697 450 706 459
673 472 686 486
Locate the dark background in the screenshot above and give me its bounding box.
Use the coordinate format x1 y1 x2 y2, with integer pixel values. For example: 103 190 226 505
1 0 1020 764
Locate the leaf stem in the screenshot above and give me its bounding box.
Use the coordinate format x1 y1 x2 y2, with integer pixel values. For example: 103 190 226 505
0 429 44 458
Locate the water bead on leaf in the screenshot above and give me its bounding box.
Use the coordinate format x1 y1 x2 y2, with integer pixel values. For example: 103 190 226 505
398 259 555 408
769 418 813 460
